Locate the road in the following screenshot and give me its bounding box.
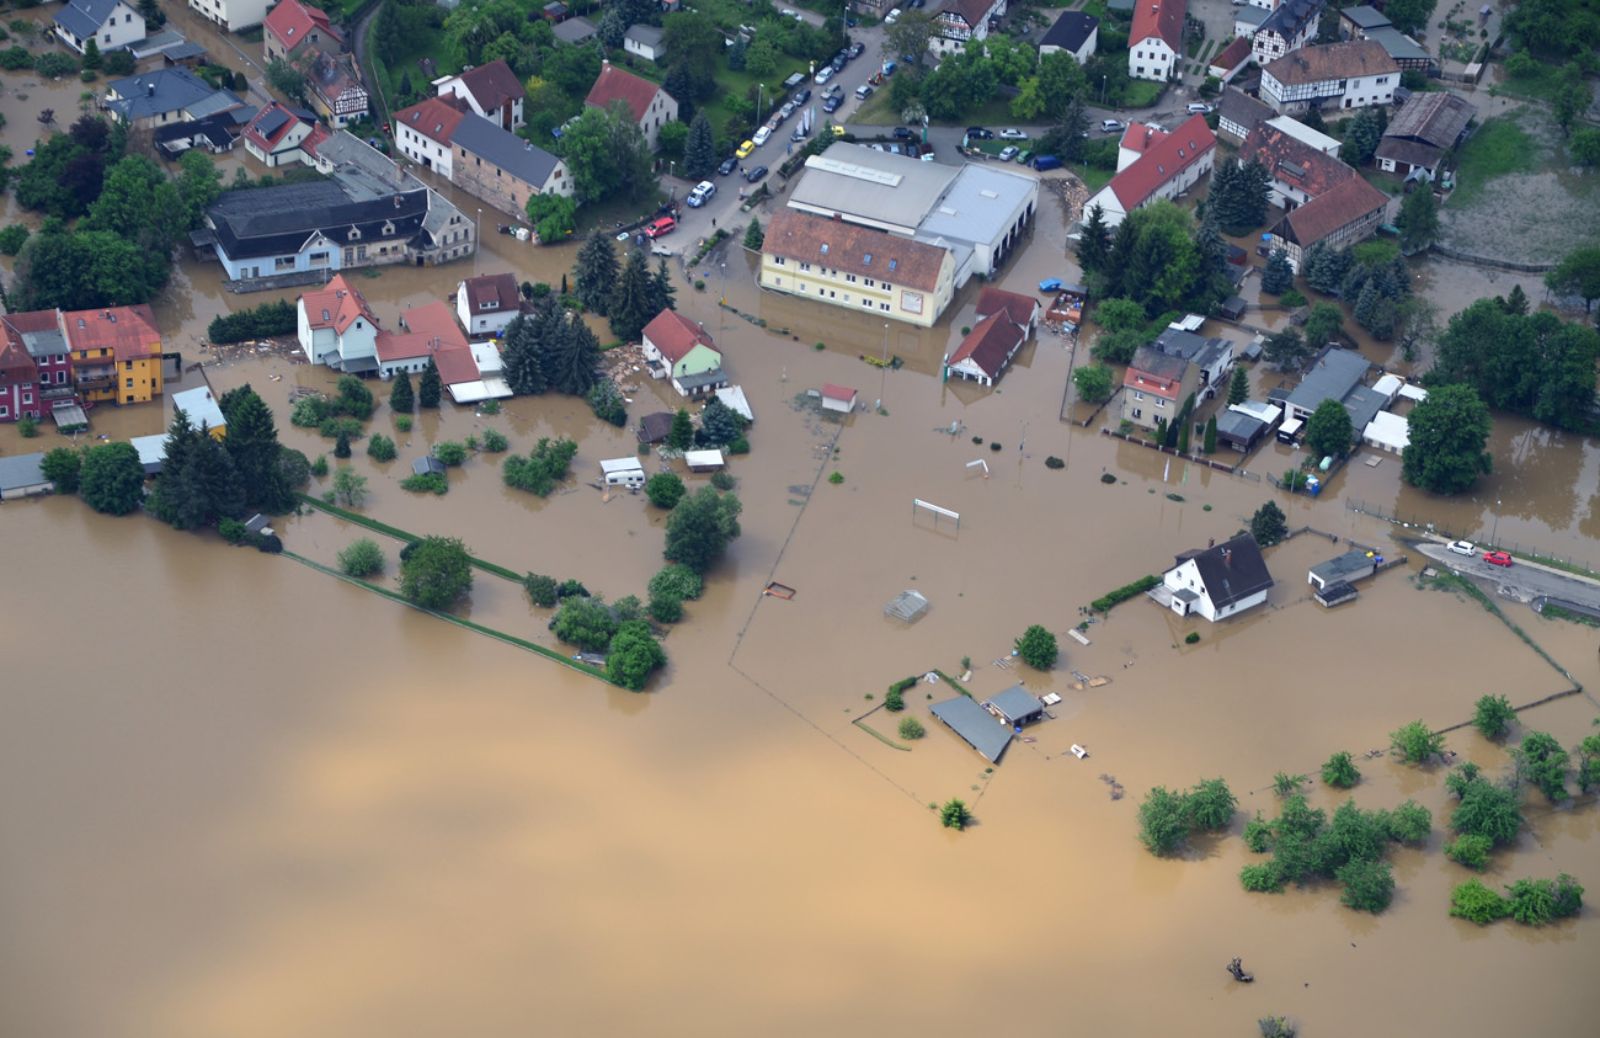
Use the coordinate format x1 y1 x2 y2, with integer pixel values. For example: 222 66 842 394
1416 543 1600 613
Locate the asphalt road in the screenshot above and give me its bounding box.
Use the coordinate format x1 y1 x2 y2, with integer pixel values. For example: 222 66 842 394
1416 543 1600 612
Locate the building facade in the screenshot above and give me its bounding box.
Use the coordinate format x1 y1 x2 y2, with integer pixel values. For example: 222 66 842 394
1121 345 1198 431
434 60 526 131
1129 0 1185 81
54 0 144 55
263 0 342 65
1251 0 1324 65
62 306 164 405
584 62 678 149
1085 114 1216 227
759 210 955 328
930 0 1005 57
1259 40 1400 112
188 0 273 32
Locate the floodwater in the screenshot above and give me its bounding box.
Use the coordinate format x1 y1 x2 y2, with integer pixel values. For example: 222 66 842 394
3 89 1600 1037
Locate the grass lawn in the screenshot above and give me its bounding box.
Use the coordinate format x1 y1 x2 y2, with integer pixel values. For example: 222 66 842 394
855 89 1014 128
1489 62 1569 105
1451 116 1537 205
1120 79 1165 109
1070 161 1115 193
366 21 463 116
1362 169 1406 196
701 57 810 147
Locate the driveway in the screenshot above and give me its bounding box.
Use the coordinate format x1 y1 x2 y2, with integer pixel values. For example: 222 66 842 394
1416 543 1600 613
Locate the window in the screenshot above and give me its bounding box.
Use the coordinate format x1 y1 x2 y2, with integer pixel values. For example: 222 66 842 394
861 297 872 307
774 256 785 266
275 256 296 271
124 361 133 370
1155 398 1166 408
0 405 7 418
22 392 31 404
845 273 856 283
864 278 875 288
799 262 811 272
879 302 890 312
57 371 67 384
1134 391 1144 401
1131 408 1142 419
126 378 134 388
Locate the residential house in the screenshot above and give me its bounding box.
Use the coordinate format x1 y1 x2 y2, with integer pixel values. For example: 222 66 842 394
394 96 468 176
54 0 144 55
395 97 573 215
153 108 254 158
0 453 53 500
1084 114 1216 227
62 306 165 405
297 275 381 372
1151 325 1234 396
241 102 326 167
1121 345 1197 431
584 62 678 149
1376 92 1477 179
1251 0 1324 65
375 300 471 379
305 50 369 128
641 309 727 397
1233 5 1269 41
103 68 246 129
1284 345 1382 435
456 272 523 339
1129 0 1185 81
821 384 859 413
1339 5 1390 39
189 0 272 32
1367 26 1431 70
3 312 75 417
1208 37 1253 84
434 60 525 131
1259 40 1399 112
1240 121 1355 208
1268 175 1390 271
1038 10 1098 63
945 286 1039 386
930 0 1006 57
624 25 666 62
1216 400 1282 452
171 385 227 438
759 209 957 328
987 685 1045 727
263 0 342 65
0 335 41 423
1217 87 1275 144
552 17 598 45
1159 534 1275 622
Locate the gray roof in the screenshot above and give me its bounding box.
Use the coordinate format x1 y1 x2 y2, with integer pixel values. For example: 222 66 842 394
1385 91 1476 149
930 696 1014 763
1215 409 1265 444
1040 10 1098 52
789 144 961 233
675 368 729 391
1218 87 1275 136
18 327 68 359
54 0 123 41
1342 384 1387 436
1128 344 1190 383
625 24 664 45
1234 6 1269 27
412 456 446 476
452 113 563 188
1153 328 1230 371
1310 550 1379 583
552 16 597 43
1285 346 1370 412
0 451 48 491
107 68 240 122
915 164 1038 248
1342 5 1391 29
989 684 1044 725
1367 25 1429 63
1260 0 1322 40
1174 534 1274 609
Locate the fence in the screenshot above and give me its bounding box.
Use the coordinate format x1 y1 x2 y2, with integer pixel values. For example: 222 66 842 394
1430 244 1556 274
1346 497 1600 574
1100 427 1241 473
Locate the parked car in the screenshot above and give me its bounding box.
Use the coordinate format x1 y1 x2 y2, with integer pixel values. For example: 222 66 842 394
885 8 902 24
832 53 848 70
814 65 835 85
1032 154 1063 171
848 41 865 58
686 181 716 207
822 94 843 113
1099 119 1126 133
745 165 769 183
792 88 811 105
1186 102 1213 114
752 126 772 147
718 155 738 176
830 123 845 137
644 216 676 238
998 145 1020 161
780 101 796 119
1447 540 1477 556
881 60 897 76
999 128 1029 140
966 126 995 139
855 83 874 100
1483 551 1514 567
893 126 913 139
736 139 756 158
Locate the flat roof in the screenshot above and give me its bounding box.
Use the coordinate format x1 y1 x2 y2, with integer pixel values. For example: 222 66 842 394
1286 347 1370 412
0 451 47 490
1364 409 1409 450
171 386 226 430
989 685 1043 723
600 457 645 474
789 144 960 232
915 164 1038 247
930 696 1014 763
1311 550 1380 583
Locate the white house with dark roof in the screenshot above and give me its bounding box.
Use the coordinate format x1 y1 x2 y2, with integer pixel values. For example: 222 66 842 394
1158 534 1274 622
1038 10 1098 63
189 0 272 32
1251 0 1324 65
434 60 526 131
53 0 144 54
623 24 666 61
1260 40 1400 112
456 273 522 339
930 0 1006 56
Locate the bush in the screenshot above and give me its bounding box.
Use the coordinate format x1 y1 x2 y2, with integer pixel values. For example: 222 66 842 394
1472 694 1516 740
1273 771 1307 797
399 536 472 609
1090 575 1160 612
207 299 296 343
481 428 509 452
558 579 589 599
940 798 971 830
710 470 736 490
503 437 578 496
1014 624 1058 669
606 620 667 690
649 563 703 601
1184 631 1200 645
648 592 684 623
828 471 845 484
1450 879 1509 924
34 52 78 78
1138 786 1192 855
400 472 448 494
884 687 905 711
1445 833 1493 871
1337 856 1395 913
433 441 469 467
395 415 413 433
17 414 38 438
1387 800 1432 844
1243 812 1274 853
899 717 925 740
1321 751 1361 788
0 223 29 256
523 572 559 607
1240 861 1285 892
218 518 247 544
587 379 628 426
553 595 619 652
338 538 385 577
310 454 329 478
1258 1016 1297 1038
318 416 364 441
1045 456 1064 469
366 433 396 462
646 471 686 509
1390 720 1444 764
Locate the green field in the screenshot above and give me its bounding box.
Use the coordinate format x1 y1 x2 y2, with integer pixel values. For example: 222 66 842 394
1450 116 1537 205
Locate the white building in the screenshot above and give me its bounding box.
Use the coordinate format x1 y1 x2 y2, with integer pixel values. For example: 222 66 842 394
584 62 678 150
1129 0 1185 82
1160 535 1275 622
53 0 145 54
930 0 1006 57
1038 10 1098 63
297 275 380 373
623 24 666 62
1251 0 1324 66
1084 115 1216 228
434 60 525 132
1260 40 1400 112
188 0 273 32
456 273 522 339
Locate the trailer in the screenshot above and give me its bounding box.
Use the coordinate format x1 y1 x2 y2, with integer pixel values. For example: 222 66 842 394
599 457 646 488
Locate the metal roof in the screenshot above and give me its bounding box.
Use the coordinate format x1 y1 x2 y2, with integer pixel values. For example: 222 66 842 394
1342 384 1387 436
0 451 48 491
171 386 226 431
1342 5 1391 29
412 456 446 476
1215 408 1265 443
915 164 1038 248
788 144 960 233
451 113 563 188
930 696 1014 763
1039 10 1098 51
54 0 123 41
989 685 1043 724
1310 550 1379 583
1285 347 1370 413
107 69 240 122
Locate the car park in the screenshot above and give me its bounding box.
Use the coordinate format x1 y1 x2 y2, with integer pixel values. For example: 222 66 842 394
644 216 676 238
814 65 834 85
718 156 738 176
1099 119 1126 133
752 126 772 147
998 145 1019 161
745 165 769 182
966 126 995 139
999 128 1028 140
1483 551 1514 567
822 95 843 113
1447 540 1476 556
686 181 716 207
855 83 874 100
736 139 755 158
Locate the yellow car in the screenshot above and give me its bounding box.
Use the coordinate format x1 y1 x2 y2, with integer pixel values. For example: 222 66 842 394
736 139 756 159
829 124 845 138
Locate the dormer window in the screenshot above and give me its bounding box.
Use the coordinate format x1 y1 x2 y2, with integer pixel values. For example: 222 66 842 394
348 227 362 241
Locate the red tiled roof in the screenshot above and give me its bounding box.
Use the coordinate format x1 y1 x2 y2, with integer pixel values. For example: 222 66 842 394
948 311 1025 378
264 0 340 53
821 384 857 402
1240 123 1354 197
301 123 331 156
1262 39 1398 86
763 209 949 294
1106 114 1216 212
461 272 519 314
1210 36 1252 74
940 0 1000 29
642 308 715 362
451 60 525 113
396 96 469 146
1119 122 1170 158
974 286 1039 328
399 301 468 351
430 345 480 385
1131 0 1184 52
0 336 37 384
61 305 161 361
242 101 308 152
584 62 664 123
300 275 377 336
1279 175 1390 246
1123 345 1187 400
374 331 430 363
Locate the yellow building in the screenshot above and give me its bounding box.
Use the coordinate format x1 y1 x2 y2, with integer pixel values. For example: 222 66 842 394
62 306 165 405
758 209 956 328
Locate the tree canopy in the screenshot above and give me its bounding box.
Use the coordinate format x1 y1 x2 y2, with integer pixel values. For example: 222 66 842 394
664 486 742 573
400 536 474 609
1401 383 1493 495
1429 300 1599 429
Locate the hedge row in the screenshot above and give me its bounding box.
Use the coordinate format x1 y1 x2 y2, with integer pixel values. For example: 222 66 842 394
1091 575 1161 613
208 300 297 344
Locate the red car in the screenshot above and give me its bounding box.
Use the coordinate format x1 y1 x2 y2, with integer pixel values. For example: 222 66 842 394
644 216 677 239
1483 551 1513 567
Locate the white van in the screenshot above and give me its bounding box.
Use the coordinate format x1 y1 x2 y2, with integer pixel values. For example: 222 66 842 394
814 65 835 85
752 125 772 146
1186 102 1213 115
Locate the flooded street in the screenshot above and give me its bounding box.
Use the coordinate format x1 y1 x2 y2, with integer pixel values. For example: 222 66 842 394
3 90 1599 1035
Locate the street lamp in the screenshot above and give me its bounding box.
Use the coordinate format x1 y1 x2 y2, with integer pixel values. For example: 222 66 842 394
1491 498 1502 546
878 321 890 404
474 207 481 274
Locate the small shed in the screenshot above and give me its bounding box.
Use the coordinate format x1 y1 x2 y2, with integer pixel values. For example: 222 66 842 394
1219 296 1247 321
930 696 1014 763
883 589 930 623
1315 580 1359 607
172 385 227 437
714 385 754 423
820 384 858 413
638 411 675 444
1363 411 1409 454
1216 409 1268 453
411 456 447 477
52 403 89 433
130 433 168 475
987 684 1045 727
245 513 272 535
600 457 646 487
1308 550 1381 590
0 452 52 500
683 449 724 473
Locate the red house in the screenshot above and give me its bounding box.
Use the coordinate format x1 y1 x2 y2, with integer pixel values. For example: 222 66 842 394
0 333 40 422
1 310 75 421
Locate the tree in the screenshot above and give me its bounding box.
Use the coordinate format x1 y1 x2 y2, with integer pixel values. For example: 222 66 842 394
1577 730 1600 794
1014 625 1058 670
646 471 686 509
1077 204 1110 275
338 538 385 577
940 797 971 830
606 620 668 690
81 37 101 71
366 434 396 462
1321 751 1360 788
1305 398 1354 459
1250 501 1288 547
1445 833 1494 871
1431 301 1599 430
1473 695 1516 741
1450 773 1522 847
1396 187 1439 253
553 596 619 652
1343 108 1383 165
651 257 677 316
332 467 368 507
526 193 576 243
1512 730 1570 802
663 486 741 573
418 357 442 408
1202 414 1217 454
79 442 144 515
587 379 627 426
1337 857 1394 913
1302 303 1344 349
1261 250 1294 295
544 312 600 395
333 430 352 459
41 447 84 494
1227 365 1250 407
682 110 716 180
1072 363 1114 403
1387 800 1432 844
390 369 414 412
1301 242 1352 296
885 11 937 69
503 437 578 496
649 563 703 603
13 228 166 311
399 536 473 609
743 217 764 249
1450 879 1510 924
1186 778 1237 831
501 313 549 395
667 408 694 450
696 398 741 446
221 386 293 511
1545 246 1600 312
1551 63 1593 135
1402 384 1492 495
523 573 559 608
1499 284 1531 316
1210 158 1269 234
1390 720 1444 764
1138 787 1191 855
574 233 619 315
1262 327 1307 371
608 248 656 343
558 104 653 204
265 58 307 102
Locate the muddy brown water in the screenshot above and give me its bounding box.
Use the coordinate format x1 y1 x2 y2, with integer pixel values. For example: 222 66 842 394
3 90 1600 1036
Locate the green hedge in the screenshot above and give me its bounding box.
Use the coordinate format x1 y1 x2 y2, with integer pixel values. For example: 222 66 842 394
1091 575 1160 613
297 493 522 581
207 299 297 344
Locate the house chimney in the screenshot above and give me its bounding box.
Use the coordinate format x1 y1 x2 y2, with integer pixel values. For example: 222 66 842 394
1222 547 1232 566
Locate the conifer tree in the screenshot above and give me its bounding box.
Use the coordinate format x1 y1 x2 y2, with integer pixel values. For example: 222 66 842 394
419 357 442 408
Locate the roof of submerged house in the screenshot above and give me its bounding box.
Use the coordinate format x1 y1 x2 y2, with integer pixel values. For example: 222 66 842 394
930 696 1014 763
1173 534 1275 607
